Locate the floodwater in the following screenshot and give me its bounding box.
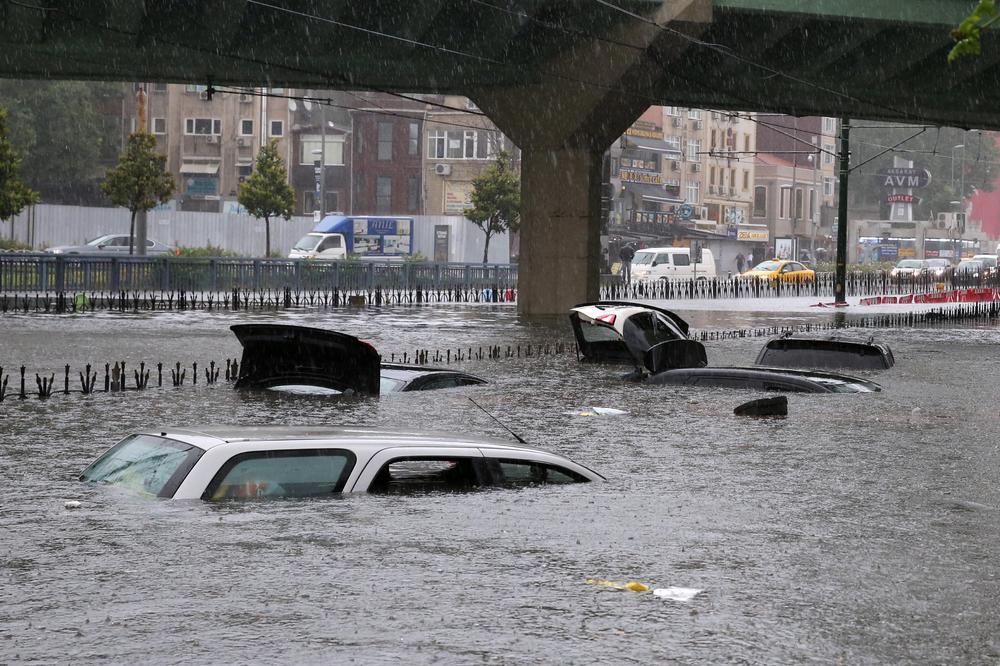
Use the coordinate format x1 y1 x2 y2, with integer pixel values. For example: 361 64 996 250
2 302 999 664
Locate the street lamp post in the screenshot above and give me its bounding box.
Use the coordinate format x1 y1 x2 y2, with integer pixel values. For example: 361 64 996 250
951 144 965 192
311 148 323 221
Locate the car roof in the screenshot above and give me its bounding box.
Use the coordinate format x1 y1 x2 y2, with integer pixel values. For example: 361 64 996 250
378 364 481 381
634 246 689 253
147 426 536 452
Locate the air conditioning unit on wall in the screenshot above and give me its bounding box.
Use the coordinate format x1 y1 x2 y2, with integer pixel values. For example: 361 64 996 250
239 93 253 103
206 135 219 144
199 91 210 101
434 163 451 176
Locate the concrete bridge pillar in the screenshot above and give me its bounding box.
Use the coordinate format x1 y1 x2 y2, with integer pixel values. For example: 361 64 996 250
472 0 711 315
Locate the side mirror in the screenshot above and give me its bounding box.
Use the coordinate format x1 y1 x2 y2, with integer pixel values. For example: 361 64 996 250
651 261 658 267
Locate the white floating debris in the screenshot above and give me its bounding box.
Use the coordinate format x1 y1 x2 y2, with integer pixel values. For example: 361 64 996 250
64 500 82 509
652 587 703 602
568 406 629 417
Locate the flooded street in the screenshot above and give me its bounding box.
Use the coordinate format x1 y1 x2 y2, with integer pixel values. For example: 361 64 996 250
2 303 1000 664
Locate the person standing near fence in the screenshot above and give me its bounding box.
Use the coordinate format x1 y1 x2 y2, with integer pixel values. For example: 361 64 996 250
736 252 746 274
619 243 635 283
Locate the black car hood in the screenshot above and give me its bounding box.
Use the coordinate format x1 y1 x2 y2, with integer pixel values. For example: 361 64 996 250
231 324 381 394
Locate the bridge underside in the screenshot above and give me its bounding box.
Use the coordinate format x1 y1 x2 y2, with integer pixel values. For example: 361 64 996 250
1 0 994 312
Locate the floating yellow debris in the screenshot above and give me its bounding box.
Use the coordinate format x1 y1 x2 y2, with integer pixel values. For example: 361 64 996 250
585 579 650 593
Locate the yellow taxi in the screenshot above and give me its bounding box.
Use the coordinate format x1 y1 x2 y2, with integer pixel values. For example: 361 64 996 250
741 259 816 284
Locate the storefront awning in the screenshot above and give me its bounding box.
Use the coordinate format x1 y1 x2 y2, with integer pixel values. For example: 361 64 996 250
624 181 683 203
180 162 220 175
621 135 682 156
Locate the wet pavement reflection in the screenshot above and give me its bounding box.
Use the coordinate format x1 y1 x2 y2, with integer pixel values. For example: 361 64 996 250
1 304 999 664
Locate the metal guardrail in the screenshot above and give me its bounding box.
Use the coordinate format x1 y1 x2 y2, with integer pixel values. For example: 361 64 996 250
0 254 518 293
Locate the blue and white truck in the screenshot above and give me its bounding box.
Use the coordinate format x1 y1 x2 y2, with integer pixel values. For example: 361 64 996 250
289 216 417 261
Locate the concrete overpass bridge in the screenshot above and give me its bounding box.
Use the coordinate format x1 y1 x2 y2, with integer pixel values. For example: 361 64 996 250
1 0 994 313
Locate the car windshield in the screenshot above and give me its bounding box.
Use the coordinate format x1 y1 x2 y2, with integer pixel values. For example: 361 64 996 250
86 235 118 246
380 377 406 393
973 256 998 267
80 434 203 497
632 251 655 265
751 261 780 272
293 235 323 251
958 261 982 270
896 260 923 268
926 259 949 267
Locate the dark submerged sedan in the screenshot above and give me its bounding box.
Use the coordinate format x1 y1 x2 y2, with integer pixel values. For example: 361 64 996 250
230 324 486 395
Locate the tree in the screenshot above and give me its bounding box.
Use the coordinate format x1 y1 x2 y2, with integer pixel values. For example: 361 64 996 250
463 150 520 264
0 80 121 204
950 1 1000 62
0 106 40 238
238 138 294 257
101 132 174 254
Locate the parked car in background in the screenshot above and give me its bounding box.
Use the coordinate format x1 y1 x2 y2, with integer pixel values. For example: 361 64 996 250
889 259 928 281
741 259 816 284
970 254 999 279
924 258 954 281
79 427 605 499
46 234 176 256
630 247 717 282
954 259 985 286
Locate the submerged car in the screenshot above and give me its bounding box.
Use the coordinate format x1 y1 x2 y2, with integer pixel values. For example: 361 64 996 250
569 301 707 371
756 333 895 370
230 324 486 395
646 367 881 393
46 234 176 256
79 427 604 499
569 302 882 393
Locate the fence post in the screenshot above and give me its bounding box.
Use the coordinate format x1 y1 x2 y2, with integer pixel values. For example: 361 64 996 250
367 262 374 290
209 259 217 292
110 258 119 292
54 255 65 292
253 259 261 291
294 260 302 292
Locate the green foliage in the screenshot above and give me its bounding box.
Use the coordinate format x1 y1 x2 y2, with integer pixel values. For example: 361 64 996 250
950 0 1000 63
238 138 294 257
0 80 121 203
403 251 428 262
101 132 174 254
0 237 32 251
174 244 240 258
463 150 520 264
849 124 998 220
0 106 39 225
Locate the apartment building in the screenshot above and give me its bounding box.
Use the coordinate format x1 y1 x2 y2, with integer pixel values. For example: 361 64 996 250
421 96 514 216
752 115 838 259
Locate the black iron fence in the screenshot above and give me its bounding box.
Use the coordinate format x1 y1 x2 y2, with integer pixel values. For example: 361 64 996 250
0 254 517 294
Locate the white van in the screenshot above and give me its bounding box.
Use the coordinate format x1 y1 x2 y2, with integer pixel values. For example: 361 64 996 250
289 232 347 260
631 247 717 281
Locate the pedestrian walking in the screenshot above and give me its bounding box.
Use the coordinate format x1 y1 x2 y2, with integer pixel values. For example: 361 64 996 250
736 252 746 274
619 243 635 283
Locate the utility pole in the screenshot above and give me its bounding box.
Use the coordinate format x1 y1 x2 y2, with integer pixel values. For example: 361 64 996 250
834 118 850 305
135 85 148 256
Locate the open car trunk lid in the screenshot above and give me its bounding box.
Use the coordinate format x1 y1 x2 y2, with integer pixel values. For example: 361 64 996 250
231 324 381 394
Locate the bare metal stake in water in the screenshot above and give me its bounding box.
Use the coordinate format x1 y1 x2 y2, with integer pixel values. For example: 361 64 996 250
79 365 96 395
20 366 26 399
64 365 70 394
0 372 7 402
104 363 110 392
35 373 54 399
193 362 198 385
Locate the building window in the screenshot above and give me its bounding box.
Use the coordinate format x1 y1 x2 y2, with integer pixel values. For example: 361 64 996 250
687 139 701 161
664 106 680 117
823 144 835 165
463 131 479 159
744 135 751 153
485 132 507 158
794 188 804 220
270 120 284 137
377 121 393 161
152 83 168 93
686 181 700 204
742 170 749 191
823 117 837 133
184 118 221 135
152 118 166 135
376 176 392 213
238 164 253 180
446 132 463 159
753 186 767 217
407 175 419 212
709 166 716 186
299 136 345 165
664 135 680 153
824 177 835 196
780 186 791 218
184 84 207 94
408 122 419 156
428 130 446 159
687 109 702 120
240 119 253 135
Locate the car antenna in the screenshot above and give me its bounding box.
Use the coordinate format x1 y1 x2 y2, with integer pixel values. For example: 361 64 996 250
467 397 528 445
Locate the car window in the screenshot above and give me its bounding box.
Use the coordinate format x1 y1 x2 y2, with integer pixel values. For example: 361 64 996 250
632 251 654 265
367 457 483 494
145 239 155 247
205 449 355 500
317 236 341 252
80 434 203 498
622 311 681 350
672 253 690 266
379 377 407 393
491 460 588 486
654 253 672 265
752 261 780 271
413 376 461 390
577 320 621 343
